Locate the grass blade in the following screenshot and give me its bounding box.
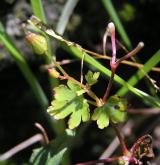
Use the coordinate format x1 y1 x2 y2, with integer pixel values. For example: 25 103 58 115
0 23 48 109
30 0 46 23
30 0 58 87
117 50 160 96
28 17 160 107
101 0 132 49
101 0 159 98
65 45 160 107
56 0 79 35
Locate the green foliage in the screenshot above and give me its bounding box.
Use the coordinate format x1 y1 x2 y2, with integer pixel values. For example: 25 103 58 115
30 129 74 165
1 1 158 164
28 16 160 108
92 106 109 129
92 96 127 129
47 80 90 129
30 0 55 64
0 21 48 110
47 78 127 129
107 96 127 123
30 147 67 165
85 71 100 86
30 0 47 23
119 3 135 22
118 50 160 96
0 161 9 165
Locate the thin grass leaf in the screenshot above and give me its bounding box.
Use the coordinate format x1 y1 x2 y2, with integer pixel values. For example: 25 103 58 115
30 0 46 23
0 23 48 109
30 1 68 138
30 0 59 88
101 0 132 49
29 17 160 107
67 46 160 107
101 0 159 99
56 0 79 35
30 0 54 57
117 50 160 96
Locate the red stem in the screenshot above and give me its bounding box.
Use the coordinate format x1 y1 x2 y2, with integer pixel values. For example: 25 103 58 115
102 69 115 103
111 121 130 156
102 22 117 103
110 31 116 64
116 42 144 66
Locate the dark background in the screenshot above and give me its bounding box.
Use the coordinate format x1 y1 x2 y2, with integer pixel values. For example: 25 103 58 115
0 0 160 164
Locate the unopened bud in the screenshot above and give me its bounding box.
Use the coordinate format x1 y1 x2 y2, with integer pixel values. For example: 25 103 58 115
26 32 48 55
48 68 60 78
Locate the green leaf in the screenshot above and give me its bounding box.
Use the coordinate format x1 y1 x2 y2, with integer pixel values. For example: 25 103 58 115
48 80 90 129
54 85 76 101
46 148 67 165
30 129 74 165
67 80 81 92
28 16 160 107
81 100 90 122
92 95 127 129
92 107 109 129
68 110 82 129
107 96 127 123
85 70 100 86
31 146 67 165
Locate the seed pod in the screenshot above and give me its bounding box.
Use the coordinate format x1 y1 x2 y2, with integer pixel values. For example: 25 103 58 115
26 32 48 55
48 68 60 78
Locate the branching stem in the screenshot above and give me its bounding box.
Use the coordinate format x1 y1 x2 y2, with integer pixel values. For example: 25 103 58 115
82 48 160 73
102 22 117 103
102 22 132 157
116 42 144 66
47 52 103 107
67 75 102 106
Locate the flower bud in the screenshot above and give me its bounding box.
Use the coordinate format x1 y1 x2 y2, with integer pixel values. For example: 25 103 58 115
26 32 48 55
48 68 60 78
